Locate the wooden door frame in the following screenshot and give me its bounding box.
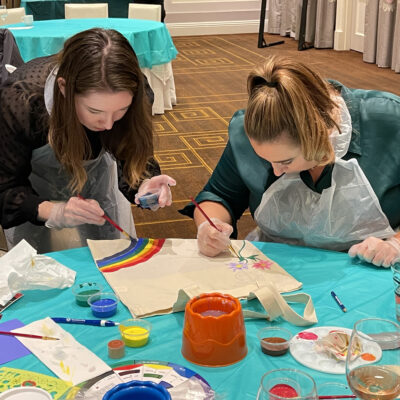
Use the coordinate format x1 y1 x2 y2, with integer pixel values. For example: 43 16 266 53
334 0 352 50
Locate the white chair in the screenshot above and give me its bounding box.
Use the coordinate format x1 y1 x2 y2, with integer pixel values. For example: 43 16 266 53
64 3 108 19
0 7 25 26
128 3 161 22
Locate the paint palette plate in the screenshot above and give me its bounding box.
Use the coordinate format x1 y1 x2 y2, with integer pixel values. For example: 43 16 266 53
62 360 214 399
289 326 382 375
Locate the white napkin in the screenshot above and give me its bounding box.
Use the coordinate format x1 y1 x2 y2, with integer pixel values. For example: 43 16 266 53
0 240 76 306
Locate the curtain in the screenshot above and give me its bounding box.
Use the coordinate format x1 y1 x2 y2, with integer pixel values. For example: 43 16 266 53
267 0 337 49
364 0 400 73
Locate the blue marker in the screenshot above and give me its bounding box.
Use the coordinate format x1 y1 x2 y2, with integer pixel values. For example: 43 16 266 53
51 317 119 327
331 291 347 313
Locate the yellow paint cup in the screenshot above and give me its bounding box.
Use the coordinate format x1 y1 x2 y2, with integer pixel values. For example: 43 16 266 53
119 318 152 347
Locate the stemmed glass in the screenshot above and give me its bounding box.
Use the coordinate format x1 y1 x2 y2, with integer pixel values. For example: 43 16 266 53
345 318 400 400
0 5 8 23
256 368 318 400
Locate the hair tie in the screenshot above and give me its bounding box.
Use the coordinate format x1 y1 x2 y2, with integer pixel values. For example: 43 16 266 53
265 81 278 88
253 76 278 89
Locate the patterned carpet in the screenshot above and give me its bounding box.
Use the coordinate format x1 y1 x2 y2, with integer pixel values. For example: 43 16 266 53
132 33 400 240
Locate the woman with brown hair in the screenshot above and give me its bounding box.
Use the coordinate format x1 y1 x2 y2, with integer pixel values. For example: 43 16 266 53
181 55 400 267
0 28 175 253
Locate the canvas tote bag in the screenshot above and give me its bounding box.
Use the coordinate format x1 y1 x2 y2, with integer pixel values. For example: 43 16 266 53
87 238 317 326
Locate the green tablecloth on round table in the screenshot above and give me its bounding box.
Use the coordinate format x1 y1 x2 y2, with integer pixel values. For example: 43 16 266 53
5 18 177 68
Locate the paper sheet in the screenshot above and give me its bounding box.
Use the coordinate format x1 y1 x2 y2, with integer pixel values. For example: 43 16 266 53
0 319 31 365
12 317 111 385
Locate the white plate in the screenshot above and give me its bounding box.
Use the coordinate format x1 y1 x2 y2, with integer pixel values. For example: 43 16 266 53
289 326 382 375
0 387 52 400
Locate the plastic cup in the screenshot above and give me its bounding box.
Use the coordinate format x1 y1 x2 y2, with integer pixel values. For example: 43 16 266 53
257 327 293 356
138 190 160 210
119 318 152 347
72 282 103 307
22 14 33 26
257 368 317 400
392 264 400 321
317 382 352 399
88 291 119 318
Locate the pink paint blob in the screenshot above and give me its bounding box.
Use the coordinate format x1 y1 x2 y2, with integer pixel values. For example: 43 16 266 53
298 331 318 340
270 384 298 398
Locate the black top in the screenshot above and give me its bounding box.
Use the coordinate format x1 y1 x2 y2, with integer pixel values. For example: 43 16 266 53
0 56 159 229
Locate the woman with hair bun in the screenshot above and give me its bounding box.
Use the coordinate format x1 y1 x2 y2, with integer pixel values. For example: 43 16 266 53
181 55 400 267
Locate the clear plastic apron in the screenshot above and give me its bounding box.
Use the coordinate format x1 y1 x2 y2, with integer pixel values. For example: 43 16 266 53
5 146 136 254
253 97 394 251
5 69 136 253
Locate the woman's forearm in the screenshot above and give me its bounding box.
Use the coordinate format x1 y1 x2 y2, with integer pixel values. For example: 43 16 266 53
37 201 54 222
193 201 232 227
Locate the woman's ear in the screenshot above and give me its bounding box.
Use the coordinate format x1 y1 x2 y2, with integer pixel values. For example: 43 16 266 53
57 77 66 97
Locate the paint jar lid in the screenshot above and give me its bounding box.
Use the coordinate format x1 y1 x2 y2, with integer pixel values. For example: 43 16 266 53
108 339 125 359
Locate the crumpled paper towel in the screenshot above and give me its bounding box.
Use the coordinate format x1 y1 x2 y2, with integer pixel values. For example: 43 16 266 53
0 239 76 306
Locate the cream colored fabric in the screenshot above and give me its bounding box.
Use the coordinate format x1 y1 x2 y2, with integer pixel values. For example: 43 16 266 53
64 3 108 19
128 3 161 21
0 7 25 26
88 238 316 325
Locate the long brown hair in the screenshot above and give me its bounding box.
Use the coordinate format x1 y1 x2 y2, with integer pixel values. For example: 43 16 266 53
49 28 153 193
245 55 340 165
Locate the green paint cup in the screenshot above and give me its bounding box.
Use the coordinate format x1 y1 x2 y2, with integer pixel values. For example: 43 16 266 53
72 282 103 307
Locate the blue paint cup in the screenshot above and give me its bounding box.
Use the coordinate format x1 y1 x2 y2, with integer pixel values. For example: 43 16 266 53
102 380 171 400
88 292 119 318
138 191 160 210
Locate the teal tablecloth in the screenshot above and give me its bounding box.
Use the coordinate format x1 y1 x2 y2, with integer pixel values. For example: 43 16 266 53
1 242 396 398
5 18 177 67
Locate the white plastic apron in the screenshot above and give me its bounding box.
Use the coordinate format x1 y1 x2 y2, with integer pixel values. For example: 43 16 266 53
5 69 136 253
253 97 394 251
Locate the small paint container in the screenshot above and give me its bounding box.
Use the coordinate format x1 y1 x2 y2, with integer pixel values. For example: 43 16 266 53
257 326 293 356
108 339 125 359
103 380 171 400
88 292 119 318
71 282 103 307
138 191 160 210
119 318 152 347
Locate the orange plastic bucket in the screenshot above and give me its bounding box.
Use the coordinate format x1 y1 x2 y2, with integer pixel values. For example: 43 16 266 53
181 292 247 367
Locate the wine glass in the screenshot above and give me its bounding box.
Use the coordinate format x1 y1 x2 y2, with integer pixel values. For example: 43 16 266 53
0 5 8 23
345 318 400 400
256 368 318 400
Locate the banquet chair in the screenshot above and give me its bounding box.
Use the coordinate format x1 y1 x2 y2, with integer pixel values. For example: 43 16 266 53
128 3 161 22
64 3 108 19
0 7 25 26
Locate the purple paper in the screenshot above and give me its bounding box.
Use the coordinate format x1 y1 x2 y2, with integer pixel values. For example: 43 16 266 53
0 319 31 364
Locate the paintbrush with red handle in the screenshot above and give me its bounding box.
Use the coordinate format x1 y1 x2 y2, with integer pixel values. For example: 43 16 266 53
0 330 59 340
77 194 133 240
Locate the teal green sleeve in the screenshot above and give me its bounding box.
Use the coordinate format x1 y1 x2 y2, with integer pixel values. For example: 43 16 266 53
179 141 251 238
179 110 275 237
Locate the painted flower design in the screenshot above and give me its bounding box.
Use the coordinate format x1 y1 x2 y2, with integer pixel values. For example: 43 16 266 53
252 260 273 270
228 261 248 271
